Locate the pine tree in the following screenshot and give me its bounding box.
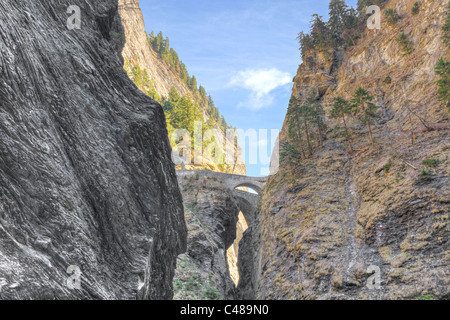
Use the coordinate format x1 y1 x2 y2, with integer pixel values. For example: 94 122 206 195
300 103 314 155
171 96 195 134
149 31 155 45
310 14 331 50
180 63 188 83
286 96 307 158
169 87 180 102
351 87 379 146
143 69 151 88
221 115 228 131
330 96 353 150
132 64 143 89
162 37 170 56
308 96 326 148
328 0 349 46
199 86 207 100
190 76 198 92
356 0 369 16
154 31 163 53
435 58 450 112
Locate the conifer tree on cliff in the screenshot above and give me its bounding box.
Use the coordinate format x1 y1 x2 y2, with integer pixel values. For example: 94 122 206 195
435 58 450 112
351 87 379 147
328 0 349 46
330 96 354 150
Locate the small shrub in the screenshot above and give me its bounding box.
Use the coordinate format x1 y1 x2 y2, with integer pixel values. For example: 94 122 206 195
411 2 421 15
203 286 222 300
185 277 198 291
385 9 401 26
280 141 302 165
415 294 434 300
174 280 183 292
418 169 432 179
422 158 439 167
396 32 414 56
383 160 393 172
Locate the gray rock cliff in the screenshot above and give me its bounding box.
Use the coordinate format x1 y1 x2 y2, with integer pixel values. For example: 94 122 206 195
0 0 186 300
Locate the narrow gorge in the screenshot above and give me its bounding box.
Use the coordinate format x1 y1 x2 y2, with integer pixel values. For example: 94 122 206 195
0 0 448 301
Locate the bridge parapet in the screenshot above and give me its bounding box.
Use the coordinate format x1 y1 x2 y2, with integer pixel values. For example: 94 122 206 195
176 170 267 221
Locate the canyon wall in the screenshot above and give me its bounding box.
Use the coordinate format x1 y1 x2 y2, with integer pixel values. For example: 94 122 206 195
118 0 191 98
243 0 449 300
0 0 186 299
173 172 242 300
118 0 246 175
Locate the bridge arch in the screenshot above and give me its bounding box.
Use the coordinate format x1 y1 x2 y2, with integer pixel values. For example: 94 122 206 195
176 170 267 218
232 183 263 195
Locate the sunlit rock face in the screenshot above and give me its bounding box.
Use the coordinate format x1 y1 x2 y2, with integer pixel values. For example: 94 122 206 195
227 213 248 286
118 0 247 175
249 0 450 300
174 174 241 300
0 0 186 300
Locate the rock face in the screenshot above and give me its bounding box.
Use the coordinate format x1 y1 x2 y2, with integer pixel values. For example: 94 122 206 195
227 212 248 286
118 0 246 176
173 172 241 300
0 0 186 299
118 0 191 98
244 0 449 300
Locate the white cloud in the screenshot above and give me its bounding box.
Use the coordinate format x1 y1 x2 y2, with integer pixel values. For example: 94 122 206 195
258 139 268 147
228 68 292 110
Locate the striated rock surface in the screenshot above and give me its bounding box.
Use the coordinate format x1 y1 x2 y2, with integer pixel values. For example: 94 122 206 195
118 0 191 98
173 172 241 300
245 0 449 300
0 0 186 299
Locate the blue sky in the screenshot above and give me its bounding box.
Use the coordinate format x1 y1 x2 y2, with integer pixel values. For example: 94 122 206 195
140 0 358 176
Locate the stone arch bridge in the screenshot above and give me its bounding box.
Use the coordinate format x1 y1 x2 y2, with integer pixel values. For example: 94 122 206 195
176 170 268 224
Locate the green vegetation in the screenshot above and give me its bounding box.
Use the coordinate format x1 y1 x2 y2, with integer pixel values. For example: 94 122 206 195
383 160 393 172
125 30 235 169
328 0 359 47
330 96 354 150
298 1 361 57
280 141 302 165
411 2 421 15
414 294 434 300
356 0 388 14
419 169 432 179
297 0 396 56
435 58 450 112
384 9 401 26
437 5 450 113
422 158 440 168
286 95 326 159
149 31 191 89
383 76 392 84
147 31 231 131
125 58 161 102
284 86 380 166
351 87 380 146
149 31 200 93
174 256 223 300
396 32 414 56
